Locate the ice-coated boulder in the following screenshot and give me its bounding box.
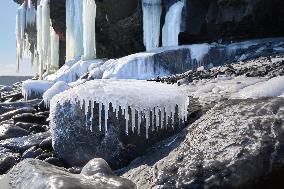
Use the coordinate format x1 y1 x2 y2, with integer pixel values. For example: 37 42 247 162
0 158 135 189
121 98 284 189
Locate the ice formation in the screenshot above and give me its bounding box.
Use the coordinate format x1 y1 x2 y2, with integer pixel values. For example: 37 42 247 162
22 80 54 100
142 0 162 51
26 0 36 27
83 0 97 60
66 0 84 61
43 81 70 106
162 1 184 47
51 80 189 138
16 3 26 72
235 76 284 98
50 27 60 71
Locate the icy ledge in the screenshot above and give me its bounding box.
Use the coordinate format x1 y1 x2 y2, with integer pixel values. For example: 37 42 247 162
50 80 189 138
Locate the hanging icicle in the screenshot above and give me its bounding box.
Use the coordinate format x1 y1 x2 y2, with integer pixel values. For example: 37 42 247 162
82 0 97 60
162 1 184 47
141 0 162 51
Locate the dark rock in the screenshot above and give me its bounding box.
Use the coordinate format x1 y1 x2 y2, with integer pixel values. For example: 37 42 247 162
0 107 37 122
0 158 136 188
15 122 35 131
0 124 29 140
22 146 43 159
35 111 50 118
29 124 48 134
44 157 65 167
121 98 284 189
39 137 53 151
68 166 82 174
13 113 47 125
0 132 50 153
38 100 48 112
0 157 17 175
36 152 53 160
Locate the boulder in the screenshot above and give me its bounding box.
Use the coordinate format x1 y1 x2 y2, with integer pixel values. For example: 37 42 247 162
0 124 29 140
0 158 135 189
121 98 284 189
13 113 47 125
0 107 37 122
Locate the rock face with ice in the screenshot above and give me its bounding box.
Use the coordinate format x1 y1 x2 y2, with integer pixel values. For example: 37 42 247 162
50 80 189 168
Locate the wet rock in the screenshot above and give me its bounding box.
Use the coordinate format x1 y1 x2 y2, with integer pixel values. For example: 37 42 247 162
0 124 29 140
0 107 37 122
13 113 47 125
68 166 82 174
36 152 53 160
15 122 35 131
29 124 48 134
0 157 17 175
39 137 52 151
121 98 284 189
22 146 43 159
0 158 136 188
0 132 50 153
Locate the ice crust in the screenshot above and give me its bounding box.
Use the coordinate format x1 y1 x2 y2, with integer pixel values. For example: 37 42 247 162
50 80 190 138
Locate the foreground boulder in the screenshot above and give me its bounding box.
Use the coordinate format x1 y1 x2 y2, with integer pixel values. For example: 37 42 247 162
0 158 135 189
121 98 284 189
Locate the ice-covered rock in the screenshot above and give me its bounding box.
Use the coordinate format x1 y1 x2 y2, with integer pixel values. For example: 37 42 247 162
0 158 135 189
50 80 191 168
122 98 284 189
22 80 54 100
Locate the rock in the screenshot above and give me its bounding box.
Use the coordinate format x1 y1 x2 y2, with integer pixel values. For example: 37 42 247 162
0 132 50 153
15 122 35 131
29 124 48 134
50 96 200 169
22 146 43 159
68 166 82 174
0 158 136 188
39 137 53 151
121 98 284 189
0 107 37 123
13 113 47 125
0 124 29 140
0 157 17 175
35 152 53 160
44 157 65 167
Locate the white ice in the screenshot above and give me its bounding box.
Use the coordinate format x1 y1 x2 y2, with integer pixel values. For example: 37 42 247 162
22 80 54 100
142 0 162 51
43 81 70 107
162 1 184 47
50 80 189 138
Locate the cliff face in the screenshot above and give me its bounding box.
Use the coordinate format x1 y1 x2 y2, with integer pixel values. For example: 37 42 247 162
13 0 284 63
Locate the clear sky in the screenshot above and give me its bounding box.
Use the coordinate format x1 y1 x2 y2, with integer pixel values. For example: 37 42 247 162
0 1 36 76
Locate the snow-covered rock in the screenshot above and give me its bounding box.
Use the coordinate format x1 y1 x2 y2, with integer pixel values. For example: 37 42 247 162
22 80 54 100
43 81 70 107
122 98 284 189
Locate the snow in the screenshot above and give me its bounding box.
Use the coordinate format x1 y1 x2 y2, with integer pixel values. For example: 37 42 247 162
162 1 184 47
50 80 189 138
142 0 162 51
83 0 97 60
234 76 284 99
43 81 70 107
45 59 104 83
22 80 54 100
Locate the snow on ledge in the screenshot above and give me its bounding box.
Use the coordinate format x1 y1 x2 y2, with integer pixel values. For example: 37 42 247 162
22 80 54 100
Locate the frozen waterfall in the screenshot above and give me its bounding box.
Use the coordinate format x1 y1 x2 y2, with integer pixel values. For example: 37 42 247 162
83 0 97 60
162 1 184 47
142 0 162 51
51 80 189 138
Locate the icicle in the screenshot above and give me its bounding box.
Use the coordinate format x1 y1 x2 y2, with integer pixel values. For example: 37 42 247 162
145 110 150 139
82 0 97 60
162 1 184 47
66 0 75 61
41 0 51 73
138 110 141 135
141 0 162 51
50 27 59 70
155 107 159 130
26 0 36 27
16 3 26 72
151 109 155 132
90 101 94 131
104 103 109 134
125 107 129 135
131 108 136 133
161 107 165 128
99 102 102 131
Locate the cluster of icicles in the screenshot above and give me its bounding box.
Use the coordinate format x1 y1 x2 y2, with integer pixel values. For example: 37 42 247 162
53 80 190 139
141 0 186 51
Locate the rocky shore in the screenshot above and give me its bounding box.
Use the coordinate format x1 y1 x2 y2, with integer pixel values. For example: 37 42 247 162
0 38 284 188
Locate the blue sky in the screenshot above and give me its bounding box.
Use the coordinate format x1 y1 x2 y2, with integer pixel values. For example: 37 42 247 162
0 1 36 76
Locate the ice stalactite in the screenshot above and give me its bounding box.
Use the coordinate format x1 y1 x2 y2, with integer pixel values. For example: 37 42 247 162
26 0 36 27
50 27 60 70
36 2 43 77
16 3 26 72
66 0 84 61
41 0 51 74
83 0 97 60
162 1 184 47
51 80 189 138
180 0 187 32
141 0 162 51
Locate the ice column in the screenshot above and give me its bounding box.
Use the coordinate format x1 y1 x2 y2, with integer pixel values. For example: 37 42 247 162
50 27 59 70
162 1 184 47
36 3 43 77
16 3 26 72
141 0 162 51
41 0 51 73
26 0 36 27
66 0 84 61
83 0 97 60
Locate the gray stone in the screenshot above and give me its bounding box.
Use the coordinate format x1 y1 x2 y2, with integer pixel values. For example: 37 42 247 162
0 124 29 140
13 113 47 125
0 158 136 189
121 98 284 189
